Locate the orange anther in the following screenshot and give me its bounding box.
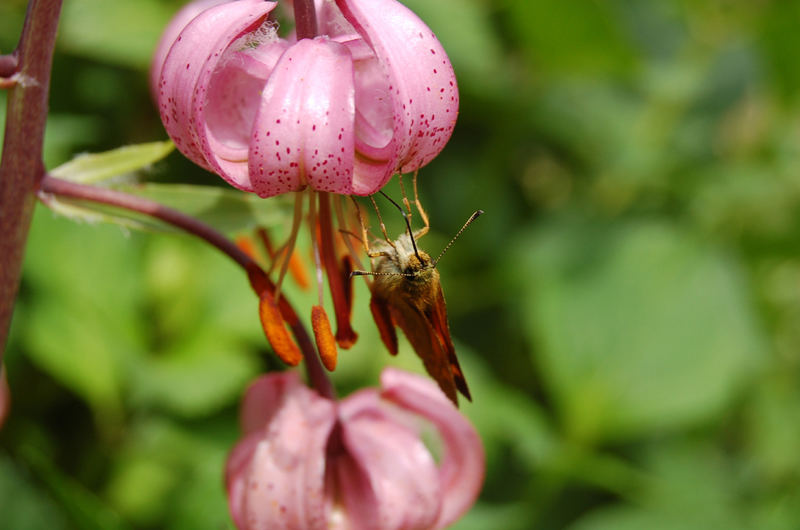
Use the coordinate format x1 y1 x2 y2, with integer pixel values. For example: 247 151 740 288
258 291 302 366
311 305 338 371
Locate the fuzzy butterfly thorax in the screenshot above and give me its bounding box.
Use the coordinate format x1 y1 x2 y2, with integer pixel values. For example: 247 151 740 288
372 234 440 305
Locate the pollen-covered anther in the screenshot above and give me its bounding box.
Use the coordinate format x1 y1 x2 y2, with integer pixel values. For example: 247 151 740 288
258 291 302 365
311 305 338 371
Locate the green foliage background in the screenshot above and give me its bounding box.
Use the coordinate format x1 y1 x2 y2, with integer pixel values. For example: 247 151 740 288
3 0 800 528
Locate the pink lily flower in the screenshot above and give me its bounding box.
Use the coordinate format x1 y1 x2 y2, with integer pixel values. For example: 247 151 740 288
225 367 484 529
152 0 459 198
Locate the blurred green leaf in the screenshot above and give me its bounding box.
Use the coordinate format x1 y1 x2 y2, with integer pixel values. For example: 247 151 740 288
0 93 102 168
50 141 174 184
758 1 800 101
507 0 637 76
18 445 128 530
58 0 175 70
516 217 766 442
19 207 147 421
571 441 751 530
133 329 259 418
452 502 532 530
0 453 68 530
106 455 177 526
746 377 800 484
106 418 234 528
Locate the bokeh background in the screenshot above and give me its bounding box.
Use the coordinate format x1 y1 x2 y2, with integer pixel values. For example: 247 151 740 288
3 0 800 528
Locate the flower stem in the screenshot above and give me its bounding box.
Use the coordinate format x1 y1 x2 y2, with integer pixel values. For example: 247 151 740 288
39 175 335 399
293 0 318 40
0 0 63 361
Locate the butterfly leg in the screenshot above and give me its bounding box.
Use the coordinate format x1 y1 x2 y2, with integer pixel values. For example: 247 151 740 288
412 170 429 238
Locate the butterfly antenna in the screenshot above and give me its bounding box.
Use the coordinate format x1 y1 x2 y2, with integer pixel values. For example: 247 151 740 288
350 269 415 278
433 210 484 267
379 190 422 261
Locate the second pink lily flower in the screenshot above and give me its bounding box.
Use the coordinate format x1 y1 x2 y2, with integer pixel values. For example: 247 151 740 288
152 0 459 198
225 367 484 529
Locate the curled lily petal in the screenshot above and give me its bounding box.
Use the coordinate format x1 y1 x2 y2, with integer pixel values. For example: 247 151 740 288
226 372 337 530
157 0 279 184
239 371 299 435
337 389 442 529
380 368 485 528
335 0 459 173
150 0 227 101
248 37 356 197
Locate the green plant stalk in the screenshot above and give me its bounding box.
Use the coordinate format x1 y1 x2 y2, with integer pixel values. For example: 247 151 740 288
0 0 64 361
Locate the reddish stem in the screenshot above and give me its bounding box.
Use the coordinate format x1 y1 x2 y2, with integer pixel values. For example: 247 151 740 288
0 0 63 360
39 175 335 399
293 0 318 40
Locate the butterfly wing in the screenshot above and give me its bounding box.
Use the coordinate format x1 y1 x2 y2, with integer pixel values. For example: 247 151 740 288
426 285 471 401
369 293 398 356
387 284 470 406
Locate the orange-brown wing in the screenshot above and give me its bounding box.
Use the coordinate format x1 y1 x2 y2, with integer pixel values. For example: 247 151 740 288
425 285 471 401
369 293 398 356
388 288 469 406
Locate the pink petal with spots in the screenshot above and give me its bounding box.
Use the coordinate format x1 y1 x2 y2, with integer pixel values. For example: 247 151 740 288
157 0 278 186
225 372 337 530
150 0 227 102
335 389 442 530
380 368 485 528
239 371 300 435
203 38 290 189
248 37 356 198
336 0 459 173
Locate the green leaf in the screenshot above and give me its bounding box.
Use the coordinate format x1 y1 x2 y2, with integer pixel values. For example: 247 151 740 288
515 217 766 442
17 446 129 530
133 329 259 418
0 453 69 530
50 141 175 184
507 0 637 76
107 419 235 528
571 441 752 530
58 0 176 69
19 207 147 421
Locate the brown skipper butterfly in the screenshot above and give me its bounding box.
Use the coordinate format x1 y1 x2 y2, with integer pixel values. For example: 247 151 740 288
352 179 482 406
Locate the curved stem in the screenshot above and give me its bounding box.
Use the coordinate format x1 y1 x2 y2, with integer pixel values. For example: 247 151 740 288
39 175 335 399
40 175 257 272
293 0 318 40
0 0 64 361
